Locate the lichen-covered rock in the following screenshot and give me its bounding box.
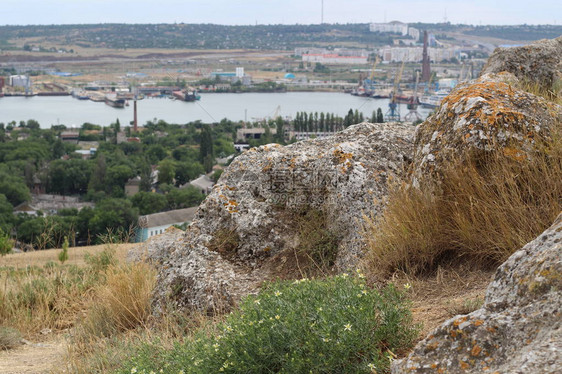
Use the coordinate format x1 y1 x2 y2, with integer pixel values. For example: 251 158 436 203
481 36 562 93
411 72 561 187
392 213 562 374
127 226 185 264
148 122 414 313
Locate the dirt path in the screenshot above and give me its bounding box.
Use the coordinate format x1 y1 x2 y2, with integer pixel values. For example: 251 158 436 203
0 337 65 374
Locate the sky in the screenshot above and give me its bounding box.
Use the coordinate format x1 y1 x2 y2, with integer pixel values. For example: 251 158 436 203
2 0 560 26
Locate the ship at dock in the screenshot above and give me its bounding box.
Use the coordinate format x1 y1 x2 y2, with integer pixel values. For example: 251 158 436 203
104 94 126 108
171 88 201 102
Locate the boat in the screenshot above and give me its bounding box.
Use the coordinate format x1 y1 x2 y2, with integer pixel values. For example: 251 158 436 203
172 88 201 102
419 90 450 109
105 94 126 108
71 90 90 100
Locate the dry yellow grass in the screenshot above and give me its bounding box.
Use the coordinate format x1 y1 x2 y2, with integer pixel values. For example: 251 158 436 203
363 120 562 278
0 243 136 268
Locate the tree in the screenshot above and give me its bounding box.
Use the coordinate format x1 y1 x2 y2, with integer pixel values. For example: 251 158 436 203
0 194 14 233
106 164 135 194
174 161 204 187
158 159 176 185
88 198 138 242
89 154 107 192
146 144 167 163
51 139 65 159
0 172 30 206
275 117 285 143
166 186 205 210
199 125 214 163
376 108 384 123
130 191 168 215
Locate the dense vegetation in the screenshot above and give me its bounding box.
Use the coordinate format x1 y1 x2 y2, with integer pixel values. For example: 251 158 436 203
0 119 240 248
117 275 418 374
0 23 389 51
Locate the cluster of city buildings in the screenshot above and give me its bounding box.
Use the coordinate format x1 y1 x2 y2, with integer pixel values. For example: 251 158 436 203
292 22 466 65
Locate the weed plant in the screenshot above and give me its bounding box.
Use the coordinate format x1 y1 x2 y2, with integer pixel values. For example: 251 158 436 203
117 274 419 374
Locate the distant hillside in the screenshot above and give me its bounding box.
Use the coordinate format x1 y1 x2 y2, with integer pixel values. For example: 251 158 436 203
0 23 560 51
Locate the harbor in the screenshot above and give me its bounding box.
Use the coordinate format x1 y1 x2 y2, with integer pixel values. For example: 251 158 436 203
0 92 435 128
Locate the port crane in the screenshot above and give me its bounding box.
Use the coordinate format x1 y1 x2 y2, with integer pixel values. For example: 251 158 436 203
404 71 423 122
385 61 405 122
363 56 379 95
353 57 379 96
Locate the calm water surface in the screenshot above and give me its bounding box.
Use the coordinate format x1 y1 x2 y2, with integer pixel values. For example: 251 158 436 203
0 92 433 128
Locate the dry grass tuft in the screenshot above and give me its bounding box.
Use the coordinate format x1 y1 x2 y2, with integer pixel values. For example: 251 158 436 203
75 262 156 339
0 327 22 350
363 123 562 279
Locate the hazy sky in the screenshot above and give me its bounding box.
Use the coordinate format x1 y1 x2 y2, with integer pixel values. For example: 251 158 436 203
2 0 560 26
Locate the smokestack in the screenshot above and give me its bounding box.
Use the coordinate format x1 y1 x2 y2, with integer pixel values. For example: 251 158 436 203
133 100 138 133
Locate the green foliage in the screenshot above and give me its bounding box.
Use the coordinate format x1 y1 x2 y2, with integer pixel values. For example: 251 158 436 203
130 192 168 215
58 236 69 264
166 186 205 210
84 245 117 273
118 275 419 374
157 159 176 185
200 125 214 173
0 195 14 233
0 228 13 256
88 199 138 243
0 171 30 206
47 159 93 195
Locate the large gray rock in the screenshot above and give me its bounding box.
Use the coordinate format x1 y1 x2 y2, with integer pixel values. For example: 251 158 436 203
392 213 562 373
481 36 562 93
411 72 561 188
145 122 414 313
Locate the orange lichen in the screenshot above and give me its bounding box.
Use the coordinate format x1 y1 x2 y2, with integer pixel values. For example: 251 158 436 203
471 345 482 357
453 316 469 326
441 81 532 131
474 320 484 327
460 361 470 370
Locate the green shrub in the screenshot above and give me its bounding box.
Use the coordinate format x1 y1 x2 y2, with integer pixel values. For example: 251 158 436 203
58 236 69 264
118 274 419 374
0 228 13 256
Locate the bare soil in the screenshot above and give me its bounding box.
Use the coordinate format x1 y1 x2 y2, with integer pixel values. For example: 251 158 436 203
0 336 65 374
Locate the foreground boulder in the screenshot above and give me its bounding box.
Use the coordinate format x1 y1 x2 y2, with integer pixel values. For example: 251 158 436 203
137 122 414 313
392 213 562 373
411 72 561 187
481 36 562 93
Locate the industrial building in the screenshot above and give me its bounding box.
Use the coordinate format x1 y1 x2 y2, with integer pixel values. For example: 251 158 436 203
380 46 459 63
9 75 30 87
369 22 420 42
301 54 368 65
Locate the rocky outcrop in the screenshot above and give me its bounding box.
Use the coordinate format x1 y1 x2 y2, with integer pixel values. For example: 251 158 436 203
481 36 562 93
411 72 561 187
392 213 562 373
141 122 414 313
